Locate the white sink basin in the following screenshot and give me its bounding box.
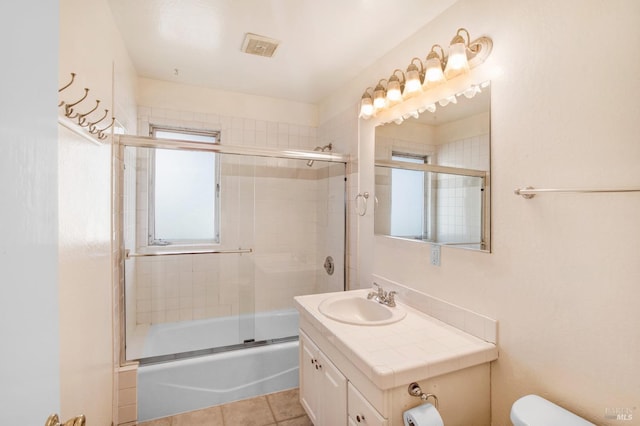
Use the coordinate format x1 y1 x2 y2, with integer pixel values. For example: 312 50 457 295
318 293 406 326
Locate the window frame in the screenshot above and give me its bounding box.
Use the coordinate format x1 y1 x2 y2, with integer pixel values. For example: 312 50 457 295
148 125 221 246
390 151 433 241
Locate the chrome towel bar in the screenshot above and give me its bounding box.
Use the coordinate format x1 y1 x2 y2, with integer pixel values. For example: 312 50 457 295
125 248 252 258
514 186 640 199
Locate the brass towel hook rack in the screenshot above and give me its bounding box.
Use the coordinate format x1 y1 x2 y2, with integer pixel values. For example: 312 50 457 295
57 72 118 143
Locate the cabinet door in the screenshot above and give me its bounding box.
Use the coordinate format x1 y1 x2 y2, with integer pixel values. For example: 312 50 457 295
318 350 347 426
348 383 388 426
299 332 320 424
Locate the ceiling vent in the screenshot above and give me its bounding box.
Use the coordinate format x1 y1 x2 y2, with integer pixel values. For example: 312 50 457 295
241 33 280 58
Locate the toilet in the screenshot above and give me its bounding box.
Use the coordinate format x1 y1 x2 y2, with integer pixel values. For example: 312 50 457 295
511 394 596 425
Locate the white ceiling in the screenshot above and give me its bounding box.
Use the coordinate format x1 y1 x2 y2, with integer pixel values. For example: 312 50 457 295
108 0 458 104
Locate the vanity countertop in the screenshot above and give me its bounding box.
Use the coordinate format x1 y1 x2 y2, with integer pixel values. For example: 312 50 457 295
294 289 498 390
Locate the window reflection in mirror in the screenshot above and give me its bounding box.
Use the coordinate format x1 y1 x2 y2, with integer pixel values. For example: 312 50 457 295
374 82 491 251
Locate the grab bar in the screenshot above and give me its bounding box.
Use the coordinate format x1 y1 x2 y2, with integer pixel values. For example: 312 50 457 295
125 248 252 259
514 186 640 199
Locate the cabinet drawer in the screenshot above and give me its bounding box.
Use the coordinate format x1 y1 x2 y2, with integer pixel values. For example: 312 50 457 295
348 383 387 426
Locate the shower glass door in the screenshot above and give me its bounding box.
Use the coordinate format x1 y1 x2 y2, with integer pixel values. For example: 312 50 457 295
122 144 257 361
250 156 346 342
120 137 346 363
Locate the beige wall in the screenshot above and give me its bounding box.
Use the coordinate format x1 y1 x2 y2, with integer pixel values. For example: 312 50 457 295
138 77 318 127
321 0 640 425
58 0 137 423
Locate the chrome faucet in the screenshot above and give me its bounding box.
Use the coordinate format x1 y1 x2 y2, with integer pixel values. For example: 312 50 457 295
367 283 397 307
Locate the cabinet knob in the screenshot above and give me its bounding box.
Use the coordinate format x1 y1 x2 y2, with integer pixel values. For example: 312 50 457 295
311 359 315 365
356 414 365 422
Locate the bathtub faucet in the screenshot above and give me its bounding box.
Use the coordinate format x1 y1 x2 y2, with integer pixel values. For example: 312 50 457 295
367 283 397 307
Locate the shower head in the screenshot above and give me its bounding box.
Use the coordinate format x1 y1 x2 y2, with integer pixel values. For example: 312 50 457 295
306 143 333 167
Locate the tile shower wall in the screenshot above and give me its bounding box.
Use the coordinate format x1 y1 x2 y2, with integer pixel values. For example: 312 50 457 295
317 106 358 289
435 133 489 244
126 107 345 327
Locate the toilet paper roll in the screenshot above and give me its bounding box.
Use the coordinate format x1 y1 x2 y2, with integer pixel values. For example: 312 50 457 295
403 403 444 426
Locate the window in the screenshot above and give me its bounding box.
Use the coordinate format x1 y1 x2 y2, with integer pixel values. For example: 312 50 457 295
149 126 220 245
390 152 431 240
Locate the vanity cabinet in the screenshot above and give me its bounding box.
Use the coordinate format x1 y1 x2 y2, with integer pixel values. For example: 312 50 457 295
296 290 498 426
301 331 387 426
300 331 347 426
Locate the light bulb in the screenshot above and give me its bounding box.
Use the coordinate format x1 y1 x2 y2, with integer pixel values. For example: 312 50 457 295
423 45 446 89
373 88 386 110
444 42 470 79
360 99 373 118
386 80 402 103
403 59 424 97
425 56 446 85
359 93 374 118
404 71 422 95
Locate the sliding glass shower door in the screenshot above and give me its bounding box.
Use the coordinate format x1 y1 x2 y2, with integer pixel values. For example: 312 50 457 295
119 137 345 363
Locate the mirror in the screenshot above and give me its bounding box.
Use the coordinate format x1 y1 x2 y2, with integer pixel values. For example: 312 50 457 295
374 82 491 251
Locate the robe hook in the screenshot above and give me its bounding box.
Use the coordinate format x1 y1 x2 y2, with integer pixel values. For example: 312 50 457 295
58 73 76 107
64 88 89 117
88 109 109 132
70 99 100 122
97 117 116 140
58 73 76 93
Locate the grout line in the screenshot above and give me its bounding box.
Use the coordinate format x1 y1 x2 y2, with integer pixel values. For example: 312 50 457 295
265 393 278 424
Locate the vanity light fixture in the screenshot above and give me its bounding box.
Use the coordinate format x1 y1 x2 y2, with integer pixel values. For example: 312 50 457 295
359 87 374 119
423 45 446 88
444 28 472 79
373 79 388 111
403 58 424 98
358 27 492 120
386 70 405 104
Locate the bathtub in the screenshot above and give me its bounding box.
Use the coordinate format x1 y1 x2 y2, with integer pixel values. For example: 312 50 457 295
137 309 300 421
140 308 299 359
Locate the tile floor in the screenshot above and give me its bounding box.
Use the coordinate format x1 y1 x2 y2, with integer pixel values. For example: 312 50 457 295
138 388 312 426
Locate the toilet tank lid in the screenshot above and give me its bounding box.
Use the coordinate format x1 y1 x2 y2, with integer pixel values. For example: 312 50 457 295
510 395 596 426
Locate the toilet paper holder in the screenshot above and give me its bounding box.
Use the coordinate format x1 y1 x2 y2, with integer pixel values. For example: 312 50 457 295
408 382 439 409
